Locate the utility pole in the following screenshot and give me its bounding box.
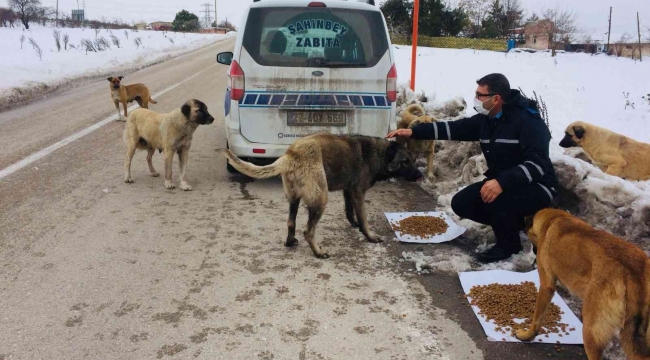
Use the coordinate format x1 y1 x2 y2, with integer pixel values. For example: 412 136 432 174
200 3 214 29
55 0 58 27
410 0 420 90
638 12 643 62
606 6 612 52
214 0 217 28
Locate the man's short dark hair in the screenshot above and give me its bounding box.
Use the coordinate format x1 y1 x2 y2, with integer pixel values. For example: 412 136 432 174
476 73 511 102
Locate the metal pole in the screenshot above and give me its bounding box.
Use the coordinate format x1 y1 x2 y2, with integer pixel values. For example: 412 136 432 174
410 0 419 91
638 12 643 62
214 0 217 28
606 6 612 52
56 0 58 27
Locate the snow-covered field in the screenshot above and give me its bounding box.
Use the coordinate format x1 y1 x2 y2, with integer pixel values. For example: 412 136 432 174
393 45 650 360
0 24 234 109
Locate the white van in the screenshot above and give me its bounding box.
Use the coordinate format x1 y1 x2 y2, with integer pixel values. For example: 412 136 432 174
217 0 396 172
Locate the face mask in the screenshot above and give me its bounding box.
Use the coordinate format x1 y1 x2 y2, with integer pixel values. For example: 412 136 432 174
474 96 495 116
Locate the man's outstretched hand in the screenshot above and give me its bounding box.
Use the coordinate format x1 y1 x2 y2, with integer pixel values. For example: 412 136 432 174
480 179 503 203
386 129 413 139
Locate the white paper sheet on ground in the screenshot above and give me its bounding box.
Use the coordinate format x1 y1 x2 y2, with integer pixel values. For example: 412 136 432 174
384 212 466 243
458 269 583 344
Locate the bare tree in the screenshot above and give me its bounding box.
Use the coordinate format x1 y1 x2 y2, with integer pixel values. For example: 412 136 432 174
8 0 43 29
458 0 491 36
503 0 524 32
645 26 650 43
610 33 633 57
540 6 578 56
0 7 18 27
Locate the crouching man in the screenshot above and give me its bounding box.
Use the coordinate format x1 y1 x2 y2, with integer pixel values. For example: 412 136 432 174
387 73 558 263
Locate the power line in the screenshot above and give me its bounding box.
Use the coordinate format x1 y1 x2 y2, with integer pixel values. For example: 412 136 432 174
200 3 214 28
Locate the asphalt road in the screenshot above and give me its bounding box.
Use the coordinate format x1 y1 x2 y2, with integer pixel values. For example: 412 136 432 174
0 38 586 360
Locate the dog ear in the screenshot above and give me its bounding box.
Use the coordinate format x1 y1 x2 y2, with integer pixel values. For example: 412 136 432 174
181 103 192 118
107 77 113 81
118 76 124 80
573 125 585 139
386 141 401 161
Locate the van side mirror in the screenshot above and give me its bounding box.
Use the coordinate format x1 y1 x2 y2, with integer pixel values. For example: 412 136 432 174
217 52 233 65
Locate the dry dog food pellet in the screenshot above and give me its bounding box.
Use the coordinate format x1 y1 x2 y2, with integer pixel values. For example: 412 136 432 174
467 282 570 337
392 215 448 238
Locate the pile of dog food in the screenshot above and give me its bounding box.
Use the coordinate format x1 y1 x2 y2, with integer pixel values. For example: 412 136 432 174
467 282 574 337
391 215 449 238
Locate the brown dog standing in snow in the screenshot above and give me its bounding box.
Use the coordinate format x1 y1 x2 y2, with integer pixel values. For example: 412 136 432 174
516 208 650 360
107 76 157 121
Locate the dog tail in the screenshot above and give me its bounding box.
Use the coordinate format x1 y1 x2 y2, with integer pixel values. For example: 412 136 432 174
148 96 157 104
620 275 650 358
404 103 425 117
221 149 287 179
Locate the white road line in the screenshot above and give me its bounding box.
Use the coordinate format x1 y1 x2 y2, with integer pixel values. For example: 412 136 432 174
0 64 221 180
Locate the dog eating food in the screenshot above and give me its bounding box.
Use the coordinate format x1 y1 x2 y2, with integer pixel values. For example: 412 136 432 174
468 282 572 337
391 215 449 239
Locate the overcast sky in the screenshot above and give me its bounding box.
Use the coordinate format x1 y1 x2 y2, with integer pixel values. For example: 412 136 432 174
39 0 649 39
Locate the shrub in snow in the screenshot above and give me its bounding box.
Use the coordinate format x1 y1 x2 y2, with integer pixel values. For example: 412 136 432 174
110 34 120 48
53 29 61 52
19 33 25 49
168 38 174 45
94 28 100 37
124 30 129 40
80 38 96 54
63 33 69 50
623 92 635 110
94 36 111 51
28 37 42 61
133 37 142 49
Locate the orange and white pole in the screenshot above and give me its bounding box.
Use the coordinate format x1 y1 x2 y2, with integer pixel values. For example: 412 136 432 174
410 0 420 90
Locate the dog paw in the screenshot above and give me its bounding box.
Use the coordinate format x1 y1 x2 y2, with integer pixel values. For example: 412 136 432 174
124 178 134 183
514 329 536 342
180 182 193 191
315 251 331 259
150 172 160 177
367 233 383 243
164 181 175 190
285 237 299 247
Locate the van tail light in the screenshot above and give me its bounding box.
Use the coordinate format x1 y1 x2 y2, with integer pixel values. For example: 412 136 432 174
230 60 245 101
386 64 397 102
308 2 327 7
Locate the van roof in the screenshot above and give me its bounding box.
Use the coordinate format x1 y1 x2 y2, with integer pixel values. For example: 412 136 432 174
251 0 380 11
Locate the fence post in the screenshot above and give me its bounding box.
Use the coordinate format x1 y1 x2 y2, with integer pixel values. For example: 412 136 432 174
410 0 420 91
638 12 643 62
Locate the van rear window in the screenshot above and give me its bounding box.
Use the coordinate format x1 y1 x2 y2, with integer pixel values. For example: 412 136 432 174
242 7 389 68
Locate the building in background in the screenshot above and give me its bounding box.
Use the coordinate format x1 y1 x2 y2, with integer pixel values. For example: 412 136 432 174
523 20 553 50
150 21 173 31
71 9 85 22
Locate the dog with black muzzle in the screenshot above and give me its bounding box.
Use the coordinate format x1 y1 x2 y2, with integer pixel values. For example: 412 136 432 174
560 121 650 181
123 99 214 191
221 134 422 259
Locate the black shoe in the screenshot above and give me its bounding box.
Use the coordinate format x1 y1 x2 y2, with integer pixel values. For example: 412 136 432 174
476 246 520 264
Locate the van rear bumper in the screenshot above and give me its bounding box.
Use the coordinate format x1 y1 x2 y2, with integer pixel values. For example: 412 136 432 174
228 133 288 158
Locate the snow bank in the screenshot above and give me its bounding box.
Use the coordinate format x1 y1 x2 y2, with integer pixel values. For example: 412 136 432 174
1 24 234 109
392 45 650 272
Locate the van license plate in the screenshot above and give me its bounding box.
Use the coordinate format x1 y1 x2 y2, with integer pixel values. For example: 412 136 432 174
287 111 346 127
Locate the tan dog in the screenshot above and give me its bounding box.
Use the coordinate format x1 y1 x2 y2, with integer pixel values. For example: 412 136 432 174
123 100 214 191
221 134 422 259
516 208 650 360
108 76 157 121
560 121 650 181
396 104 438 179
